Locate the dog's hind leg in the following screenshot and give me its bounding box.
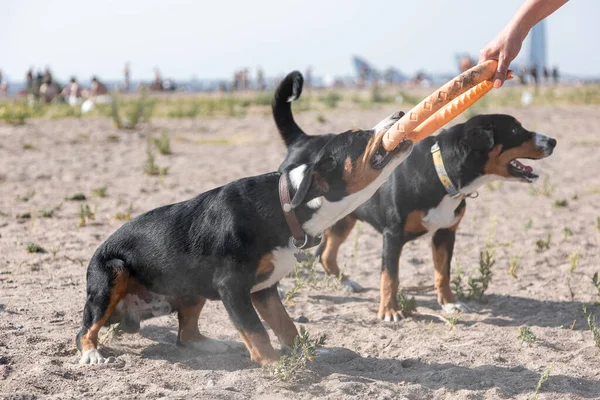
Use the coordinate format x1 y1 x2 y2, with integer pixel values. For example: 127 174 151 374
176 296 244 353
217 275 280 366
76 257 128 364
318 215 362 292
251 285 298 352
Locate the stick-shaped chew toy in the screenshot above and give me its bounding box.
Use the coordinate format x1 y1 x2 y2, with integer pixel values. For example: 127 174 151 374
381 60 501 152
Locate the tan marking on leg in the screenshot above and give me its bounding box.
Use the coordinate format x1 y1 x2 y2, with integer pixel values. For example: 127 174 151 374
320 216 356 278
404 210 426 235
80 270 129 352
177 297 207 346
237 330 280 366
378 269 400 320
252 292 298 349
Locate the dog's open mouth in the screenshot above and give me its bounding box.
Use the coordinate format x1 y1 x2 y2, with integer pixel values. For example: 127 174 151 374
508 159 538 182
371 139 413 170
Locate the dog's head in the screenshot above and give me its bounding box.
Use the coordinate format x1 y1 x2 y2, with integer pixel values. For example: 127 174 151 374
290 112 413 234
452 114 556 187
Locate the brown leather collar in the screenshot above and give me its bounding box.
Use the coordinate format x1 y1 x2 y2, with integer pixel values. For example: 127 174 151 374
279 172 322 249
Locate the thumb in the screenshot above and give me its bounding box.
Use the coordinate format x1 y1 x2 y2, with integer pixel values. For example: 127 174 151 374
493 55 510 88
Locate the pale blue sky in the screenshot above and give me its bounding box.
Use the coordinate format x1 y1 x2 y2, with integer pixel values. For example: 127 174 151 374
1 0 598 81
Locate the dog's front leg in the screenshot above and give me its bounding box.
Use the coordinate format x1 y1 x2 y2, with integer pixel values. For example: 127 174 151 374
218 278 280 366
378 230 405 322
251 285 298 352
432 228 470 314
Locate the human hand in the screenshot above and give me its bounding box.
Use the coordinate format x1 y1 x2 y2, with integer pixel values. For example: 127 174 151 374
479 24 526 88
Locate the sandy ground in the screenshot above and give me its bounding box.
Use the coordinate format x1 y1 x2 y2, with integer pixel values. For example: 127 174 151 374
1 104 599 399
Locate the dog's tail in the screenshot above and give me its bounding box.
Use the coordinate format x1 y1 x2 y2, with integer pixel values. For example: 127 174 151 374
272 71 306 147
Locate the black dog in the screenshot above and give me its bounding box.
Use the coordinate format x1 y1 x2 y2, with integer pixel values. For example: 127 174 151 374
274 71 557 321
76 84 413 366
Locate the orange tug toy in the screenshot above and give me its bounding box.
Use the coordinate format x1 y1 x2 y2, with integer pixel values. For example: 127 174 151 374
381 60 513 151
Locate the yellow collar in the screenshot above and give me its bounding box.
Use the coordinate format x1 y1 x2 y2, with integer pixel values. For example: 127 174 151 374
431 142 478 200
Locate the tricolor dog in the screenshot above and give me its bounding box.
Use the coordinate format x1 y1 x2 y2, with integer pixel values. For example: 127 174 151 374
274 71 557 321
76 82 413 366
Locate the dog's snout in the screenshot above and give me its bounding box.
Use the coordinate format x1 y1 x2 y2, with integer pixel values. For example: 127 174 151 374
547 138 557 149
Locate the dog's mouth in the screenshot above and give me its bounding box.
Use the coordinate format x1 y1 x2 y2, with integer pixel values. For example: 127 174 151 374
508 159 539 182
371 139 413 170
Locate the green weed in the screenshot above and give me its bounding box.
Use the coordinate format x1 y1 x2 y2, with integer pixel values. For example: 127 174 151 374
26 242 46 254
267 326 326 382
535 234 551 252
518 326 537 344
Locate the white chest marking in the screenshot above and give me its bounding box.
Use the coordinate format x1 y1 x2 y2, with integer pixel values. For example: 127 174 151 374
422 175 499 231
251 245 297 293
422 195 462 231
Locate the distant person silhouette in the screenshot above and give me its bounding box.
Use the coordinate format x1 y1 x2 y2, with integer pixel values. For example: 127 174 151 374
480 0 568 88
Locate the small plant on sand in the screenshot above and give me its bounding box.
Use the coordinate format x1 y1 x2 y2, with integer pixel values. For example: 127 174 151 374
39 204 61 218
50 245 60 258
452 250 494 302
26 242 46 254
524 218 533 230
110 91 123 129
529 176 556 197
143 149 168 176
152 130 172 155
78 204 95 227
569 250 579 273
114 203 134 221
509 255 520 279
451 263 466 301
562 227 573 240
468 250 494 300
553 199 568 208
596 216 600 231
518 326 537 344
535 234 551 252
530 363 554 400
582 304 600 347
124 89 151 129
66 193 87 201
446 314 460 330
592 272 600 298
267 326 326 382
22 143 34 150
92 185 108 198
284 253 343 306
17 191 35 202
16 212 31 219
396 290 418 317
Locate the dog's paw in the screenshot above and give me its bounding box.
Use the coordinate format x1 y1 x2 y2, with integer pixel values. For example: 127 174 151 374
442 302 471 314
190 338 245 354
342 279 363 293
378 308 404 322
79 349 115 365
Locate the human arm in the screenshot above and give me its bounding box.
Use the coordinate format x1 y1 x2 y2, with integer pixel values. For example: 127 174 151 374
479 0 568 88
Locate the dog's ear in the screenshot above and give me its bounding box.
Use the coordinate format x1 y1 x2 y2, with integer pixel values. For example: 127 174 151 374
463 124 495 151
291 158 334 208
